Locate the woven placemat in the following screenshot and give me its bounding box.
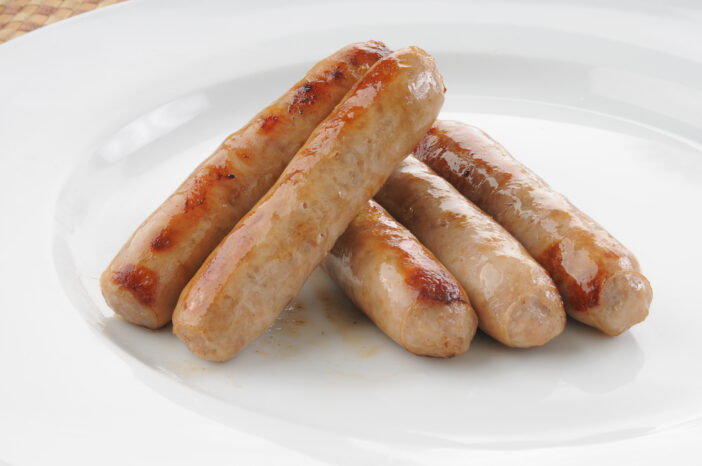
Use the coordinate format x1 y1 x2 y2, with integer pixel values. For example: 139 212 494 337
0 0 126 44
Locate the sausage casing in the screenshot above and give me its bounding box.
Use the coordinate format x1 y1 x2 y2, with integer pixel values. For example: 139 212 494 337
322 200 478 357
414 121 652 335
100 41 391 328
376 156 566 348
172 47 445 361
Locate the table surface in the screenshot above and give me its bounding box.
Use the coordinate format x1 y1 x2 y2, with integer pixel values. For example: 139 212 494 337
0 0 124 43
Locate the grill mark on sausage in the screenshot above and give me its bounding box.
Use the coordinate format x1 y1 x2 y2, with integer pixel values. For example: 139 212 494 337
352 203 466 306
334 58 402 129
150 228 175 253
288 81 328 115
287 64 353 116
150 161 237 253
258 114 280 133
151 229 172 251
185 161 237 212
331 67 345 80
362 56 401 89
405 266 466 304
539 241 607 312
284 57 403 169
347 41 392 67
112 264 158 306
285 43 391 117
289 44 395 117
415 126 513 194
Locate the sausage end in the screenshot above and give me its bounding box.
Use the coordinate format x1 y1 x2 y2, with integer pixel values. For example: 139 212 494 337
401 300 477 358
100 267 162 329
571 270 652 336
502 290 567 348
172 320 236 362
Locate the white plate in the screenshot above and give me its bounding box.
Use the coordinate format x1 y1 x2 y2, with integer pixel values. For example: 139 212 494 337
2 1 702 464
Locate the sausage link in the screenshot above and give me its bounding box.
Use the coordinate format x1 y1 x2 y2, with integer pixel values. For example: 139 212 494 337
414 121 652 335
100 41 391 328
376 156 566 348
172 47 445 361
322 200 478 358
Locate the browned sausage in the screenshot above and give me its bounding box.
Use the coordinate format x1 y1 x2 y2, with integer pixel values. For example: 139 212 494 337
376 156 566 348
100 41 391 329
414 120 652 335
172 47 445 361
322 200 478 357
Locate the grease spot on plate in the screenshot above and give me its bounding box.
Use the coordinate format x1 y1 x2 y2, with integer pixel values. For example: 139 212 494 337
309 272 383 358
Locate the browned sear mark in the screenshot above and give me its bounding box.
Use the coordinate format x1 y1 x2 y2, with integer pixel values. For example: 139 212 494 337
150 161 237 253
327 58 401 127
406 266 465 305
258 114 280 133
112 264 158 306
151 228 172 251
288 82 325 115
348 41 392 67
184 161 236 213
331 67 345 80
416 126 511 190
286 42 391 117
539 241 607 312
360 56 400 90
355 203 465 306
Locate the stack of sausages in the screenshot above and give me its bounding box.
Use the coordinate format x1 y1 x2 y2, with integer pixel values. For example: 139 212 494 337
100 41 653 362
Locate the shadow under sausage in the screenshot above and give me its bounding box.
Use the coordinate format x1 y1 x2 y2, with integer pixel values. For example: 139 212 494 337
438 315 645 393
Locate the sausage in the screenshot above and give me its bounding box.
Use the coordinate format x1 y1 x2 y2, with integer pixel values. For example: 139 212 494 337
100 41 391 329
172 47 445 361
414 121 652 335
376 156 566 348
322 200 478 358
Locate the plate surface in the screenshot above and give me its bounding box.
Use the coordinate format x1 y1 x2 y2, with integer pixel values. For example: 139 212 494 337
2 1 702 464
